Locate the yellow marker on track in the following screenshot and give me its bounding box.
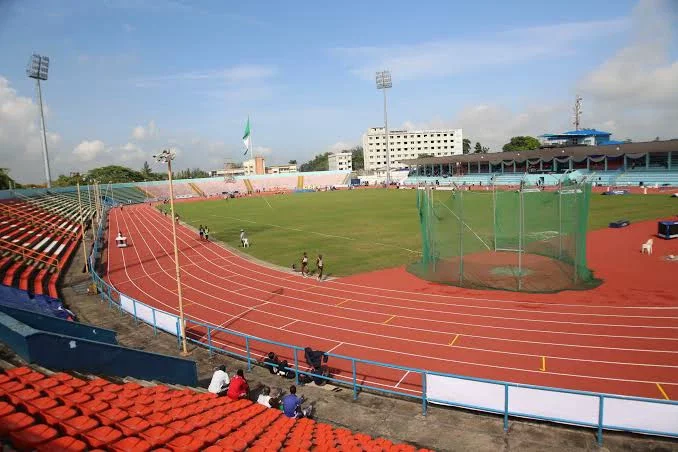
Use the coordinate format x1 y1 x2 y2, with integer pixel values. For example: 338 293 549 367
539 356 546 372
383 315 396 325
656 383 670 400
448 334 460 346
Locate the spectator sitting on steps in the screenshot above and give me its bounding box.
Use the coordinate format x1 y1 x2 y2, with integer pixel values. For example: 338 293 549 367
207 365 230 396
282 385 313 419
227 369 249 400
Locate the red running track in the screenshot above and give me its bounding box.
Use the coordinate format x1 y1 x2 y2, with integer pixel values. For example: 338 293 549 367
105 204 678 400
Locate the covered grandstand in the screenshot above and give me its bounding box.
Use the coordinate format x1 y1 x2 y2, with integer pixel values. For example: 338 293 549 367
402 139 678 187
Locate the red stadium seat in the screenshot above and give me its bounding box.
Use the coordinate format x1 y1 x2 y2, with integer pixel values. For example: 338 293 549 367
118 416 151 436
109 436 153 452
81 425 124 449
140 425 178 447
23 396 59 415
0 412 35 436
40 405 78 426
166 434 206 452
36 436 87 452
8 423 58 450
59 415 99 436
0 401 15 417
78 399 109 416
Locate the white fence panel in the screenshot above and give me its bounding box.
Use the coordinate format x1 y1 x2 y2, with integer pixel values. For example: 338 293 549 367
604 397 678 435
509 386 599 426
119 294 178 335
154 309 179 335
426 374 504 413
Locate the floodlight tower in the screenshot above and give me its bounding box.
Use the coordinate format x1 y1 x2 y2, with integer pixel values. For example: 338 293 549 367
26 54 52 188
153 149 188 356
376 70 392 187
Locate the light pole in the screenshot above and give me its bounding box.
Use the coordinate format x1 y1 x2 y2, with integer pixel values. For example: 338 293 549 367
154 149 188 355
76 181 89 274
26 54 52 188
376 70 392 187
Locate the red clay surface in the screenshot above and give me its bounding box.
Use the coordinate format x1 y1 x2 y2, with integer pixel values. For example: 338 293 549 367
105 204 678 401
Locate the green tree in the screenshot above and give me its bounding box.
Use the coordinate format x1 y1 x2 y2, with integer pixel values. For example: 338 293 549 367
0 168 19 190
501 136 541 152
418 153 434 158
473 142 490 154
88 165 145 183
288 159 297 165
53 173 84 187
463 138 471 154
300 152 330 172
141 161 152 178
350 145 364 170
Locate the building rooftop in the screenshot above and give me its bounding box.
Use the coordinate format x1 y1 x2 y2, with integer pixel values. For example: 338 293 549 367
541 128 611 138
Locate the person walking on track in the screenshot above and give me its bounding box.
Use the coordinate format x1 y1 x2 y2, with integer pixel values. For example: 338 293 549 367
204 226 210 241
301 252 309 278
199 225 204 241
316 254 324 281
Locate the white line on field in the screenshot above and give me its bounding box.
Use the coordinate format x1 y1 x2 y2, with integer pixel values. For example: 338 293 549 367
438 201 492 250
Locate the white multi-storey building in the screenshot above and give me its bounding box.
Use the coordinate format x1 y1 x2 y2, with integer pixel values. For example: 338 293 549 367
361 127 463 172
328 151 353 171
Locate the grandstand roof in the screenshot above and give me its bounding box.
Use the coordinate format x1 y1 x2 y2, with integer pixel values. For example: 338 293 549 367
404 139 678 165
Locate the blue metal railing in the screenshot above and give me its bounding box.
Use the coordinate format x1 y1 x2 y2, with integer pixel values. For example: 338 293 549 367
86 202 678 445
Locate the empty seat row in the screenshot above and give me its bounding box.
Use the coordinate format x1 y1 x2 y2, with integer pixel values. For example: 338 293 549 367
0 366 433 452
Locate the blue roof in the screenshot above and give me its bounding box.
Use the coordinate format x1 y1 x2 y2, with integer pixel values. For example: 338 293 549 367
599 139 624 145
540 129 612 138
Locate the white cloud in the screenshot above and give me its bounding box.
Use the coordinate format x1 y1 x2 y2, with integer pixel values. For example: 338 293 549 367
253 146 272 157
120 142 145 162
131 120 158 140
123 23 134 33
403 103 569 152
328 141 357 153
135 64 277 88
334 18 629 81
402 0 678 149
73 140 106 162
0 76 62 183
577 0 678 140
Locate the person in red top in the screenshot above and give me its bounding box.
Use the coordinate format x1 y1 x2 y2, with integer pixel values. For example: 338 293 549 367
227 369 249 400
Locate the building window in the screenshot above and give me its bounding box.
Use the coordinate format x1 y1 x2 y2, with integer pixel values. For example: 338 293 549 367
417 134 421 138
437 134 441 137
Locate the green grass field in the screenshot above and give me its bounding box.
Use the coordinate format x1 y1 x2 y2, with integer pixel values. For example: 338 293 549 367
170 189 677 277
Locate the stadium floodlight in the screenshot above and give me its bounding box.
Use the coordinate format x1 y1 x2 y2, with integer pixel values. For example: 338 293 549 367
376 70 392 187
153 149 189 355
26 54 52 188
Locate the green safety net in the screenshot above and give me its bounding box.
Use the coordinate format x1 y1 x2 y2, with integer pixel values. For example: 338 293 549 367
409 182 599 292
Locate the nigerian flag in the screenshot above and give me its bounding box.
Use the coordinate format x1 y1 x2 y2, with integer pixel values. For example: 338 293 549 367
242 117 251 156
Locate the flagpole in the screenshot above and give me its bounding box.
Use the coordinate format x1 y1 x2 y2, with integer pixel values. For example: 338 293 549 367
249 115 253 162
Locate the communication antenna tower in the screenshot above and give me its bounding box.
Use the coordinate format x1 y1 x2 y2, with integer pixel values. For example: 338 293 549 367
573 96 583 131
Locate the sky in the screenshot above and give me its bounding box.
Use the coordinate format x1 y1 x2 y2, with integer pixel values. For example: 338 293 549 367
0 0 676 183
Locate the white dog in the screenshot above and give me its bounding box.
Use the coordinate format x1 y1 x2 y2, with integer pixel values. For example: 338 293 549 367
243 237 250 248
